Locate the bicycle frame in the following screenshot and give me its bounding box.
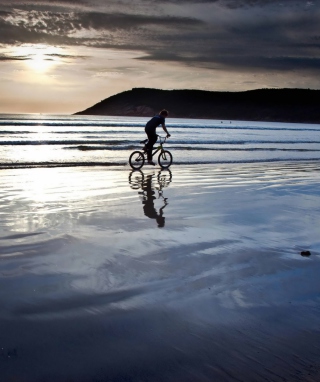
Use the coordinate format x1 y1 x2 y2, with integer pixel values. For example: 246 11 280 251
150 135 167 158
140 134 167 157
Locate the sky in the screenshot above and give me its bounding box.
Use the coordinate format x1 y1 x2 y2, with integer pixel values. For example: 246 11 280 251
0 0 319 114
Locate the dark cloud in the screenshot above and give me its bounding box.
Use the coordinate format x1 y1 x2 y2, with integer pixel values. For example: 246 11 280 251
137 50 320 74
45 53 88 59
0 8 204 48
0 50 88 61
141 0 308 7
0 17 73 45
0 54 29 61
0 0 88 6
216 0 309 8
0 9 202 33
76 12 202 30
132 5 320 75
0 0 313 9
0 1 319 77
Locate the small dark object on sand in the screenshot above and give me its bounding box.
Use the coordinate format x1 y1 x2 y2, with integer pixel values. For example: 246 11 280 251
301 250 311 257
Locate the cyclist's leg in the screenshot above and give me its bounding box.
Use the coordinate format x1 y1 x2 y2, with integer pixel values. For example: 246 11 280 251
145 132 157 161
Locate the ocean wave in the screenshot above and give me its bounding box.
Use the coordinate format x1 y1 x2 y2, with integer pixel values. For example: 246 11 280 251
172 125 320 132
0 121 146 128
0 140 133 146
0 161 126 169
63 144 320 152
1 157 320 170
0 130 139 135
176 158 320 165
64 145 137 151
0 131 33 134
2 139 320 146
1 116 319 168
0 120 320 131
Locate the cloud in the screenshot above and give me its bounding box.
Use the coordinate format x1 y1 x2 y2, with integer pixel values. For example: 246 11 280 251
0 9 220 52
0 1 319 77
0 48 88 62
45 53 88 59
126 0 311 8
215 0 308 9
0 0 88 6
1 9 79 35
0 8 203 45
77 12 202 31
0 53 29 61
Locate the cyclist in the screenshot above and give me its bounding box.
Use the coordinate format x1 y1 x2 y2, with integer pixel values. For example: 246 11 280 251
145 109 171 165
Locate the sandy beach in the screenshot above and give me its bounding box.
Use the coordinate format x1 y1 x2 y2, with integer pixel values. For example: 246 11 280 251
1 162 320 381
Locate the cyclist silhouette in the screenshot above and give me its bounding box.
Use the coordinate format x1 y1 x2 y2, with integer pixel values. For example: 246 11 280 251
144 110 170 166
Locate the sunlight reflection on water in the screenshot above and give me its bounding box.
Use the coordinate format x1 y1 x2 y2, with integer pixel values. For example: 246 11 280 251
0 164 320 381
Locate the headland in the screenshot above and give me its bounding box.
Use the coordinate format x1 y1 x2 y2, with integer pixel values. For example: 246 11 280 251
75 87 320 123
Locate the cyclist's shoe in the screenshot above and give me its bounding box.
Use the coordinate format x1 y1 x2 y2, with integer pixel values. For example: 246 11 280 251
148 161 155 166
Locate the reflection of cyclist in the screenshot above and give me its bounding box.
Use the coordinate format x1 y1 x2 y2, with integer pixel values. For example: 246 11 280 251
142 174 168 228
145 110 171 166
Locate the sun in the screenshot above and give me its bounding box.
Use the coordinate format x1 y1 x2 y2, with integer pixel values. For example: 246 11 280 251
28 51 55 73
13 44 63 73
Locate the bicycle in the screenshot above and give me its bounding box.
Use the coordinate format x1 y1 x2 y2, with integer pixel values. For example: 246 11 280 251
129 135 173 170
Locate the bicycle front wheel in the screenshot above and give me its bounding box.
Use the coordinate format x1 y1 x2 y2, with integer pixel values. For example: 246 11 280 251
129 151 145 170
158 150 173 168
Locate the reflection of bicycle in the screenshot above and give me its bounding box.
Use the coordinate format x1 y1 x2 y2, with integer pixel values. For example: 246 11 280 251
156 170 172 195
128 170 144 189
129 135 173 170
157 169 172 185
128 169 172 193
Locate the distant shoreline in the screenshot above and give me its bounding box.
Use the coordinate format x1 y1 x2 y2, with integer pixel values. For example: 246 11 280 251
75 87 320 124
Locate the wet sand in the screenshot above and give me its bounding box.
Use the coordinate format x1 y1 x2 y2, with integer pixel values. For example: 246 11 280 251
1 162 320 381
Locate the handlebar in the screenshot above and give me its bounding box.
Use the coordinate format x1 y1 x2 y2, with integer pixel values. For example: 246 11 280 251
157 135 170 143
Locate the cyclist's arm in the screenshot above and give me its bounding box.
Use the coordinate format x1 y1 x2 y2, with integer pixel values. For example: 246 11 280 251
162 124 170 137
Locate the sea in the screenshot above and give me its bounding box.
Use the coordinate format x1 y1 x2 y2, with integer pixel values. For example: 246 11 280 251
1 113 320 168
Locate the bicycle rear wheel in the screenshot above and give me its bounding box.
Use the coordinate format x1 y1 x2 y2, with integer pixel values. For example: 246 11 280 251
158 150 172 168
129 151 145 170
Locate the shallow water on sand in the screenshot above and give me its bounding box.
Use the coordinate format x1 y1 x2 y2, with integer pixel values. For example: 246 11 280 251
1 163 320 381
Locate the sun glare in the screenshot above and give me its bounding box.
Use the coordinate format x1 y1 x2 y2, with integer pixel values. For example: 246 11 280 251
13 44 63 73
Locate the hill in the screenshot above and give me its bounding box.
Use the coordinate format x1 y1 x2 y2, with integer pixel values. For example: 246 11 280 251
75 88 320 123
